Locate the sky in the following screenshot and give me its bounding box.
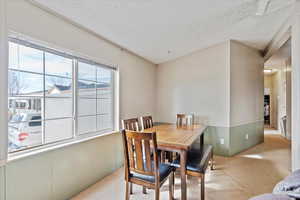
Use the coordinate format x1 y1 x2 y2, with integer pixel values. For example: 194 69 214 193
9 42 112 95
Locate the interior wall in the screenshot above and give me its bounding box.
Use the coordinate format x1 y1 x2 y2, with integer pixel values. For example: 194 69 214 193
267 63 290 136
292 1 300 171
0 0 8 166
156 42 232 156
272 72 280 130
264 74 272 89
156 40 264 156
229 41 264 155
229 41 264 126
0 166 4 200
0 0 7 199
286 58 292 139
275 69 287 131
156 42 231 127
8 0 157 121
6 134 123 200
3 1 157 200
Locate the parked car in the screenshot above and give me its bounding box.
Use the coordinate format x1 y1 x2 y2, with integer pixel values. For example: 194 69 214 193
8 113 42 151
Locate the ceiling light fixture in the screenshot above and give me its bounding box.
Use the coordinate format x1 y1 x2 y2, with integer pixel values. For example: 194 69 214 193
264 69 272 73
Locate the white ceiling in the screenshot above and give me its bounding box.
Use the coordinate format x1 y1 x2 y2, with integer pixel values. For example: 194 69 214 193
32 0 294 64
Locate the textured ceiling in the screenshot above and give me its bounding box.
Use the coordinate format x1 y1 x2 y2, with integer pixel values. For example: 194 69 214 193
265 38 291 69
32 0 294 64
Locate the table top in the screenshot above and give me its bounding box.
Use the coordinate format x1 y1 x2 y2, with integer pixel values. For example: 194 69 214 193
143 124 207 151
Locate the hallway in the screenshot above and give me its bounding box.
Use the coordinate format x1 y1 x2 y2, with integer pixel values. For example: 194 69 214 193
72 135 291 200
264 127 281 135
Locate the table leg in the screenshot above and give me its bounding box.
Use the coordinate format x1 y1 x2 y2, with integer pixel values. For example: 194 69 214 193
161 150 166 163
180 150 187 200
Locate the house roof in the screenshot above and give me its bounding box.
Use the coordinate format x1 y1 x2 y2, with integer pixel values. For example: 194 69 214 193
11 81 110 97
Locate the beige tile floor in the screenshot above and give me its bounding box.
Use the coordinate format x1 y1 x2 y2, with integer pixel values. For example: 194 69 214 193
72 134 291 200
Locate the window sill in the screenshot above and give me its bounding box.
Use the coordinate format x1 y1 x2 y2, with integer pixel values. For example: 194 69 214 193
7 130 120 163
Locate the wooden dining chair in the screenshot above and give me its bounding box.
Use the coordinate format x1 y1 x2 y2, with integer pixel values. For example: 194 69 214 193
141 116 170 163
121 130 175 200
174 113 214 200
141 116 154 129
174 113 195 159
172 145 214 200
122 118 148 194
176 114 194 127
122 118 140 131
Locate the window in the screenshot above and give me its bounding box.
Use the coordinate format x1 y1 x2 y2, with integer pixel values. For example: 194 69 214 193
77 61 114 134
8 38 116 153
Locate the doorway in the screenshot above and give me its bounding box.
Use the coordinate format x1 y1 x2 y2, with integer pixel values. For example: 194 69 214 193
264 39 291 139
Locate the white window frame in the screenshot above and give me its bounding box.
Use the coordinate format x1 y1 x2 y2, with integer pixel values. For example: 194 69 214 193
7 36 119 158
75 59 116 136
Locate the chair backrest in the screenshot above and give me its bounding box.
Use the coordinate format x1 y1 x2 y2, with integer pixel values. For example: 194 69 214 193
176 114 194 127
141 116 154 129
121 118 140 131
121 130 159 179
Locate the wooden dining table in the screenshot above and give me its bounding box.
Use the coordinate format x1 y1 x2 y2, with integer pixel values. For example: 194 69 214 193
143 123 208 200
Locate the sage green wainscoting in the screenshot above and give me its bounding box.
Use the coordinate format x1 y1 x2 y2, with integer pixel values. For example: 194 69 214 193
0 166 5 200
204 126 231 156
204 121 264 156
5 132 123 200
229 121 264 156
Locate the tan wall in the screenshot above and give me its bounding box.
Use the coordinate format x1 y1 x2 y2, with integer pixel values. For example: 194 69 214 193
156 40 264 156
273 70 286 130
229 41 264 126
0 0 8 168
275 72 280 129
3 1 157 200
156 41 231 127
7 0 157 121
271 73 279 129
286 58 292 139
264 75 272 89
156 40 264 128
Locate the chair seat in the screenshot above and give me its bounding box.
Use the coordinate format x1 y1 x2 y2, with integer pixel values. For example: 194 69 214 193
172 145 213 174
130 163 175 183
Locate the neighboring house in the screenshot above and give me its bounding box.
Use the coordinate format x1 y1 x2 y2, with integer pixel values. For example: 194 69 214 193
8 81 111 119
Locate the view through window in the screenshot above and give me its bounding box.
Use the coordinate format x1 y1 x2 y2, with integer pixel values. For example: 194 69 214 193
8 39 115 153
